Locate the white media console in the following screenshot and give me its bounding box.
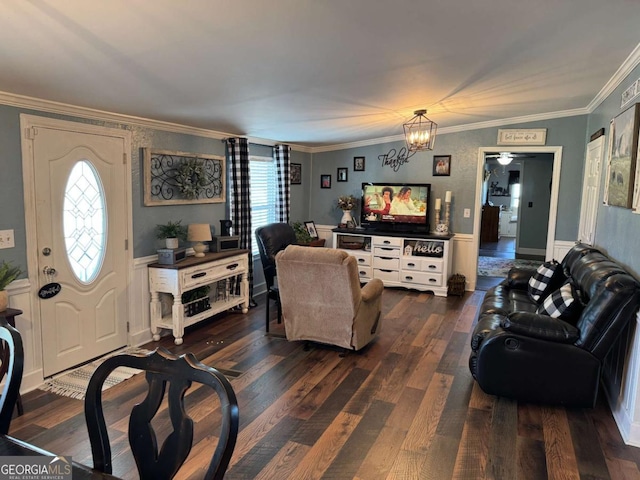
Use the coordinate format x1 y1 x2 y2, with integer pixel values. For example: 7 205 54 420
332 228 454 297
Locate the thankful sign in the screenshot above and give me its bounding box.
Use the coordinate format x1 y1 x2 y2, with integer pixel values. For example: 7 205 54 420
412 240 444 258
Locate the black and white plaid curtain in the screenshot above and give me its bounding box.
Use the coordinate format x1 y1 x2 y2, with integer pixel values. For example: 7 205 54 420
227 137 254 303
273 144 290 222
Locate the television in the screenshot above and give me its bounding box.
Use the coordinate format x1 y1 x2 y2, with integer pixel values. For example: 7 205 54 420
360 182 431 232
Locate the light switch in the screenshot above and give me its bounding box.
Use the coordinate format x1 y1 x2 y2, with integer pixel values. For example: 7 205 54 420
0 229 15 249
463 208 471 218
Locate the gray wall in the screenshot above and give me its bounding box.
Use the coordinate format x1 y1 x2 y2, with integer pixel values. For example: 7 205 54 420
310 116 588 240
587 62 640 277
518 155 553 250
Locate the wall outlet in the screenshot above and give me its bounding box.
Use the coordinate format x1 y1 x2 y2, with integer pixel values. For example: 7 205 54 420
0 229 15 249
463 208 471 218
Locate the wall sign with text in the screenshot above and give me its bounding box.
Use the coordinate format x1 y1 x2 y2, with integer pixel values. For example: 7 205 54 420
412 240 444 257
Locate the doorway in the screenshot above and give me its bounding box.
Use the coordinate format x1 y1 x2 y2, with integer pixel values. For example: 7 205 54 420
21 115 132 377
473 146 562 290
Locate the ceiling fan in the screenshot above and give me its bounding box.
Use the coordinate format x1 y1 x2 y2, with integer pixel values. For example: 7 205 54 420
485 152 534 165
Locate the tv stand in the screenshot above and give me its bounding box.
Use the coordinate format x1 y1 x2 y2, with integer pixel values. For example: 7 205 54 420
332 228 454 297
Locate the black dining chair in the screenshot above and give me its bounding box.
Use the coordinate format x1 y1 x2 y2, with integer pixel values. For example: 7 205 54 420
255 223 297 333
0 317 23 435
84 348 239 480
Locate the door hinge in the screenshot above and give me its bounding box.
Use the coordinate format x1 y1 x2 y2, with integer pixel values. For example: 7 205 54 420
25 127 37 140
125 239 129 250
123 153 127 165
126 321 130 333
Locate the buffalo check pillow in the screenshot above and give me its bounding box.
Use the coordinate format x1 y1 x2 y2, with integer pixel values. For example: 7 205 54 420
528 260 565 303
536 280 583 322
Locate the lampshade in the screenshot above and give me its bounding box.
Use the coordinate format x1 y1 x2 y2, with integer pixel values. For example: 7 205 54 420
187 224 212 257
497 152 513 165
403 109 437 152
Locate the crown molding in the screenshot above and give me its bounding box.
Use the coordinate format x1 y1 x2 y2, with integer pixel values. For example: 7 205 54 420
309 108 588 153
0 90 311 153
587 42 640 112
4 38 638 157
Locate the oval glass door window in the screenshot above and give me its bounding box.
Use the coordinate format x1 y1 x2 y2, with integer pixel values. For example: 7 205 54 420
63 160 107 284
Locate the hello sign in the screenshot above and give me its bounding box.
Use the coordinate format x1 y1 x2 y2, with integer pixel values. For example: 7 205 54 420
412 240 444 258
38 282 61 299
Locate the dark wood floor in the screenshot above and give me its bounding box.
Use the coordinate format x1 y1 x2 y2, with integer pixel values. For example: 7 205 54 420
9 288 640 479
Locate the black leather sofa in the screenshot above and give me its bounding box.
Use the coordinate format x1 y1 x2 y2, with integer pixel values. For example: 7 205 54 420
470 243 640 407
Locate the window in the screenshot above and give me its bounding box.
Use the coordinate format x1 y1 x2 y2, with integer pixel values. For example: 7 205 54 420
250 156 277 255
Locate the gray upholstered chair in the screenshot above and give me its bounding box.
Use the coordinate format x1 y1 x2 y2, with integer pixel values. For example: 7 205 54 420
275 245 384 351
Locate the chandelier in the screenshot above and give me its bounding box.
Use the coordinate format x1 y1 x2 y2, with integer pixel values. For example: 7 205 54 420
403 109 437 152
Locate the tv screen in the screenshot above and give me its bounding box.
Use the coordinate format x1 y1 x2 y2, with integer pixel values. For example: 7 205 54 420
361 183 430 230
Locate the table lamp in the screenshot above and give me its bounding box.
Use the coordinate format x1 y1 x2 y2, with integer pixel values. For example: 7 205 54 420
187 223 212 257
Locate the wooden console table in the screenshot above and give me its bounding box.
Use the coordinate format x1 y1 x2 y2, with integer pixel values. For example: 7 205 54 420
148 250 250 345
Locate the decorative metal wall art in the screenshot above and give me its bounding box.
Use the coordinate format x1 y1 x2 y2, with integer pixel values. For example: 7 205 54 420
144 149 225 206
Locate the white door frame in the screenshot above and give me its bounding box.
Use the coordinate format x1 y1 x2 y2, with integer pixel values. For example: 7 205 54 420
473 146 563 280
20 114 133 374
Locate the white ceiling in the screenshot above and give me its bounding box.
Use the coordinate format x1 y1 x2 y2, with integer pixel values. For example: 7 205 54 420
1 1 639 148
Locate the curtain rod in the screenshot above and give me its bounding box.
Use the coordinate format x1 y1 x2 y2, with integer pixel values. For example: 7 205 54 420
221 138 290 150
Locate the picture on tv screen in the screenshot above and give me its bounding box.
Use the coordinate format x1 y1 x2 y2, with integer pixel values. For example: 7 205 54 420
362 183 429 225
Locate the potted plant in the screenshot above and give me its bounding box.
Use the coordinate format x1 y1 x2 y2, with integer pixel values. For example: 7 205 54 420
0 261 22 312
156 220 188 249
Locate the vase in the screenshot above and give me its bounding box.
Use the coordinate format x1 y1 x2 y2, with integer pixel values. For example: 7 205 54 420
340 210 353 225
0 290 7 312
166 238 179 249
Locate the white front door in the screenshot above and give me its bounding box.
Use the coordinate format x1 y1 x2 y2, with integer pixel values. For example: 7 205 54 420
578 136 605 245
24 118 130 377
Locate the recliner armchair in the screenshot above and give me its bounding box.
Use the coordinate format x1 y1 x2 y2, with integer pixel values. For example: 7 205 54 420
275 245 384 351
255 223 297 332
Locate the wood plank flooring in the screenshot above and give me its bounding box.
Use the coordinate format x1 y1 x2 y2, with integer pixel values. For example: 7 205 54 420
9 288 640 479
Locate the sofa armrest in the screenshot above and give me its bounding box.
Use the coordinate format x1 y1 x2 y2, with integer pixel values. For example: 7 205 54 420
361 278 384 302
504 267 537 290
501 311 579 343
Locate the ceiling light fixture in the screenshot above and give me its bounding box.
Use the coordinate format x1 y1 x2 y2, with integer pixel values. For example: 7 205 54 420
497 152 513 165
403 109 437 152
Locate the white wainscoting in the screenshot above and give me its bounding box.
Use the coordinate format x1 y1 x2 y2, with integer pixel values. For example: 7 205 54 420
606 311 640 446
5 279 42 393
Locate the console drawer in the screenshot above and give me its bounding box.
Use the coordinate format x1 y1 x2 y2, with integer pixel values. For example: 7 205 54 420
402 257 444 273
350 252 372 267
373 236 402 248
374 268 400 282
373 246 400 257
373 256 400 270
401 271 442 287
357 266 372 280
181 257 245 290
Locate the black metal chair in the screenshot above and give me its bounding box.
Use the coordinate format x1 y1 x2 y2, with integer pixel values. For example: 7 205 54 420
0 317 23 434
84 348 239 480
255 223 297 333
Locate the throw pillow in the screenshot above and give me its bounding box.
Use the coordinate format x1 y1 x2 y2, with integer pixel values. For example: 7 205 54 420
528 260 565 303
536 281 583 322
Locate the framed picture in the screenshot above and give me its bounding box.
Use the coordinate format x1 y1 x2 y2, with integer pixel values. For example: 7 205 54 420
290 163 301 185
337 167 348 182
433 155 451 176
304 221 318 239
143 149 225 206
321 174 331 189
354 156 365 171
605 103 640 208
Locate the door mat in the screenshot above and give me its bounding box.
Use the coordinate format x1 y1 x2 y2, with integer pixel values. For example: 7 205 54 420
40 347 152 400
478 256 541 277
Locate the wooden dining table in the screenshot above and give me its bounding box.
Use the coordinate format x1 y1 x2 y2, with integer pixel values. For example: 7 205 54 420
0 434 121 479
